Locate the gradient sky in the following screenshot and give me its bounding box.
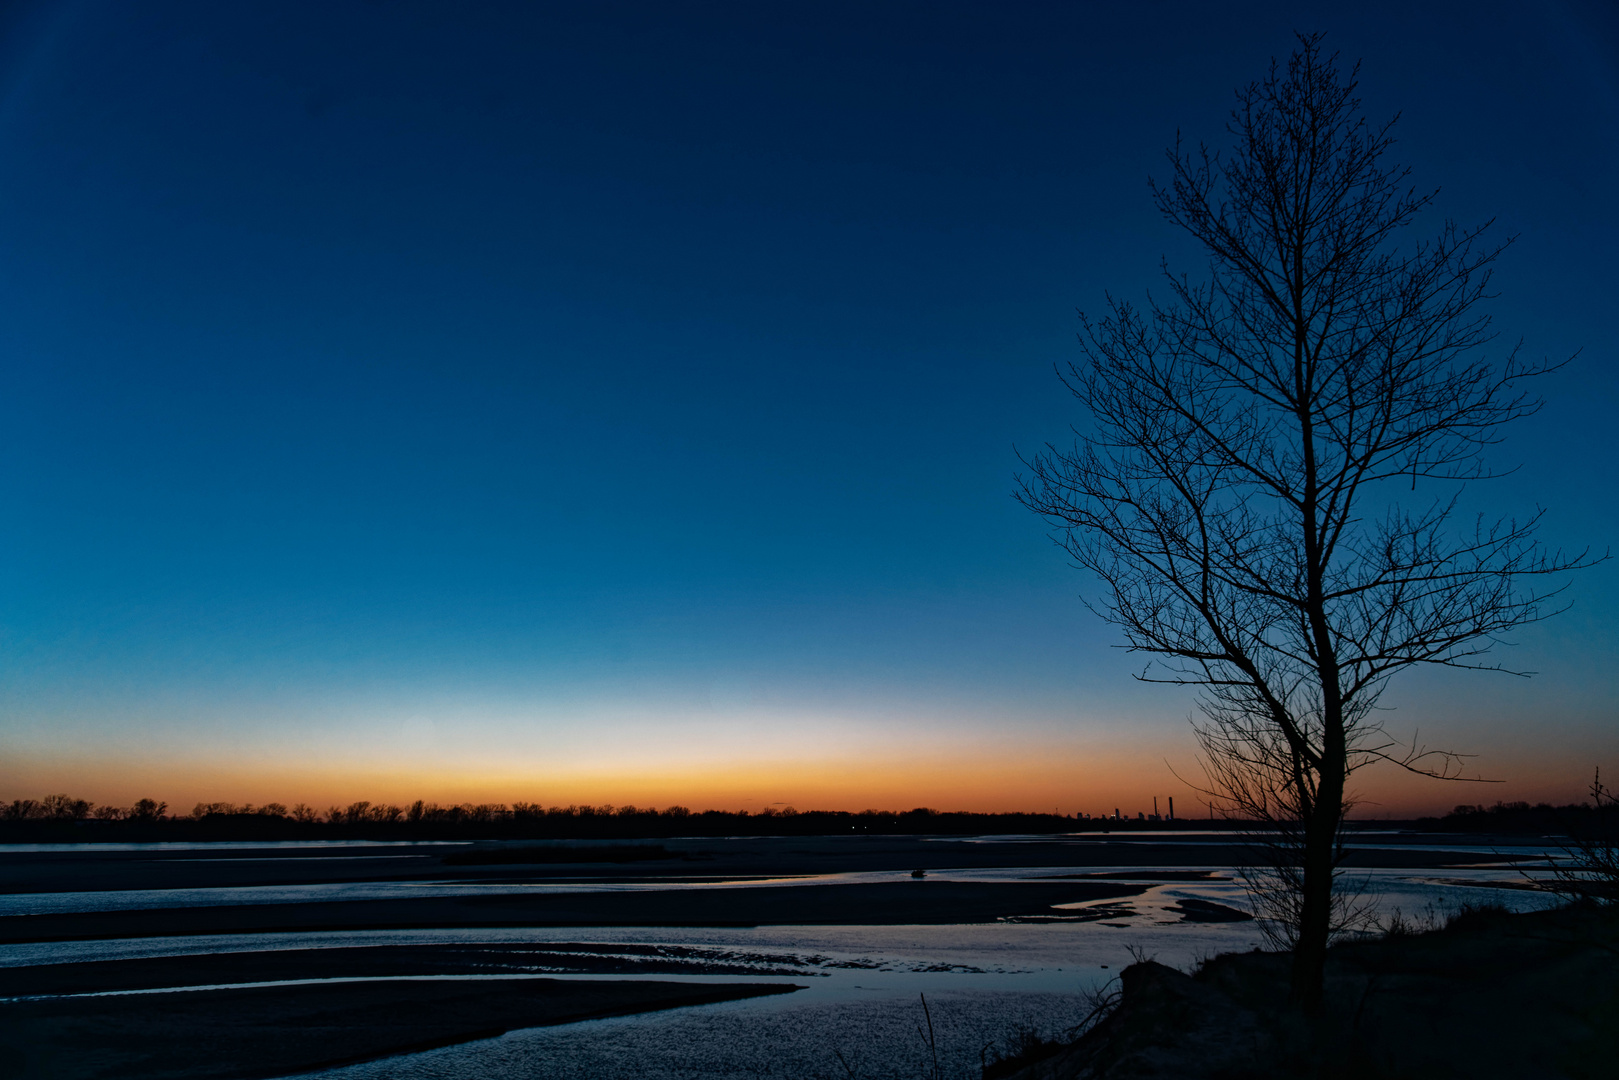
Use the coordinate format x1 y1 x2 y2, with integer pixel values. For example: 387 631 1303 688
1 1 1614 816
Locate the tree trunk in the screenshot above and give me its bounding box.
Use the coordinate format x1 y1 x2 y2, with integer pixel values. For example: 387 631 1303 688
1290 734 1345 1011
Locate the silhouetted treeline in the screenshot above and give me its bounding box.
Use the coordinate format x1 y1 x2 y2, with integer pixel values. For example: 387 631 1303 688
1414 800 1614 836
9 792 1609 842
0 794 1235 842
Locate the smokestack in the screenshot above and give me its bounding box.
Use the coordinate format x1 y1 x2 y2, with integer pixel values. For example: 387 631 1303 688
1153 796 1159 817
1168 796 1174 821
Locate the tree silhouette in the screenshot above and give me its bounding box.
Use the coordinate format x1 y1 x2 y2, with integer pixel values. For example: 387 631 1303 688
1019 34 1593 1007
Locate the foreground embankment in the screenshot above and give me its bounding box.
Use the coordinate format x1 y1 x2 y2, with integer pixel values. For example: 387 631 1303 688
1003 904 1618 1080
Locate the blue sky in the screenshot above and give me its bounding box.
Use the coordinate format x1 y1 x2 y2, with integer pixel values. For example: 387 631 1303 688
1 1 1614 813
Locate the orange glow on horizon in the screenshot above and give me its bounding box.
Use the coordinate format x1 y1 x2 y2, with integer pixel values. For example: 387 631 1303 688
2 743 1600 820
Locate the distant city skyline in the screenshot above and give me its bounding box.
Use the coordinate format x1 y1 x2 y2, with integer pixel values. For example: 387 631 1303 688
2 1 1614 816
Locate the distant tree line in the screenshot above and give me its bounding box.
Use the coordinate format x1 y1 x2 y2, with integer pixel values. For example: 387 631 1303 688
3 795 169 822
0 794 1237 841
1415 799 1616 836
7 792 1607 842
12 793 1606 841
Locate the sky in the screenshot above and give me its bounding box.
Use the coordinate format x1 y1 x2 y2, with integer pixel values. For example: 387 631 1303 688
0 1 1614 817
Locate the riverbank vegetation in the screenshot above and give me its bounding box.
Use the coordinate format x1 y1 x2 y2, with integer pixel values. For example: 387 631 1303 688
997 901 1617 1080
5 789 1611 843
0 797 1218 841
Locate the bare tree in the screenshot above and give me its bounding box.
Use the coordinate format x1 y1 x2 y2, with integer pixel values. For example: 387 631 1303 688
1018 34 1592 1008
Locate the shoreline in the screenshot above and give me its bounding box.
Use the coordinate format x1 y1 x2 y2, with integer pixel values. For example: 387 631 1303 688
998 903 1617 1080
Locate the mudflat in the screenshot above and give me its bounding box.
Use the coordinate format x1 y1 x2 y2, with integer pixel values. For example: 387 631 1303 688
0 978 799 1080
1 879 1148 943
2 942 815 997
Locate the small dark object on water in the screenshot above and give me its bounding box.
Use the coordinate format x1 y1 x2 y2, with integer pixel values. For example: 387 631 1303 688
911 869 927 878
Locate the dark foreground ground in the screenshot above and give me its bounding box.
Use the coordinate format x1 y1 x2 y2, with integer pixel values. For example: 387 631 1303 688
1002 904 1619 1080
